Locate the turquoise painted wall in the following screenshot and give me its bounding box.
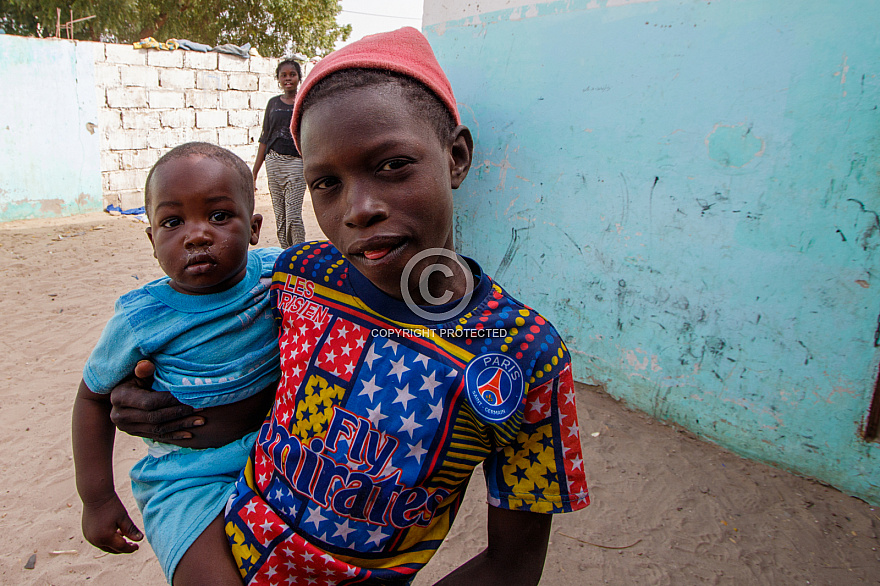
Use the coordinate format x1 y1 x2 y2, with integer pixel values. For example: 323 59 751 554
0 35 102 221
426 1 880 503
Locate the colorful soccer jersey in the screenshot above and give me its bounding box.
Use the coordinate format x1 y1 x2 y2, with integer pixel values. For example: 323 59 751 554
225 242 588 584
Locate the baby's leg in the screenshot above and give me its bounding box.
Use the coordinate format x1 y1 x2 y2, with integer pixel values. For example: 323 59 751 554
173 514 242 585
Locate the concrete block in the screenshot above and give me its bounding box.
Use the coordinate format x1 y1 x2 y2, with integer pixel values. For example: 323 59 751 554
220 91 250 110
249 56 275 74
121 148 161 170
94 86 107 108
218 53 249 72
160 109 196 128
106 169 141 191
148 50 184 68
248 126 262 143
258 76 279 92
185 89 219 109
148 90 185 109
250 92 274 110
159 68 195 90
228 144 254 164
228 72 258 91
105 43 147 65
196 109 228 128
117 189 145 211
196 71 227 91
192 129 219 143
218 126 249 146
121 110 160 130
100 150 120 173
95 62 120 88
163 127 194 148
99 109 122 131
121 65 159 88
229 109 261 128
147 128 183 149
183 51 217 70
106 131 149 151
107 87 148 108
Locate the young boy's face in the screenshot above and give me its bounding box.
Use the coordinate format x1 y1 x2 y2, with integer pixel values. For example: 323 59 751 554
145 155 261 295
300 84 472 302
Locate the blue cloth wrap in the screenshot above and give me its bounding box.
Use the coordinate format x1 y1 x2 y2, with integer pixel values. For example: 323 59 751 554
130 431 257 582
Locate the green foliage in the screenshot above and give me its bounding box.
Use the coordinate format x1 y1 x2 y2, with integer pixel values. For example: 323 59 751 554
0 0 350 57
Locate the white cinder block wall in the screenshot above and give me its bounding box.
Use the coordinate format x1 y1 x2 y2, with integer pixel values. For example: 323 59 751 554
89 41 278 210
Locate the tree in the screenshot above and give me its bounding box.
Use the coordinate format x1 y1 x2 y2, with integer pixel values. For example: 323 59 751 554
0 0 350 57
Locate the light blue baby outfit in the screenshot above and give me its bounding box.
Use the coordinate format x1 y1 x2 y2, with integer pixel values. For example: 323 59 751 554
83 247 282 582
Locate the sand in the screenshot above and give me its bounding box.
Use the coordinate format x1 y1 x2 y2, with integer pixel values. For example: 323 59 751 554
1 192 878 585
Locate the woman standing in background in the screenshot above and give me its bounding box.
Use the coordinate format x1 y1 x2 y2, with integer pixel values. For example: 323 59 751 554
252 59 306 248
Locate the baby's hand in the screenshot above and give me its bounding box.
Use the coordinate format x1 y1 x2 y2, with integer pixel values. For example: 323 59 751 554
81 494 144 554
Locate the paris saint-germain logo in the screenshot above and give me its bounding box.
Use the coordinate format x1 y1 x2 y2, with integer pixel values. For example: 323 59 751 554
464 353 525 422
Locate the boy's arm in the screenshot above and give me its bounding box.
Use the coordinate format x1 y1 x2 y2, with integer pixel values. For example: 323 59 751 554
72 379 143 553
434 506 552 586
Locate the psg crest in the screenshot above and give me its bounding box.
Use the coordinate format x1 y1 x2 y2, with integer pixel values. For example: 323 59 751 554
464 353 525 422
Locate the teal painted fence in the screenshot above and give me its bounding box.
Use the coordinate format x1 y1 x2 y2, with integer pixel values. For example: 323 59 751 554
0 35 102 221
426 0 880 503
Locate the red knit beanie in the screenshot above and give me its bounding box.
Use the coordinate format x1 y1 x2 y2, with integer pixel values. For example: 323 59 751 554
290 27 460 151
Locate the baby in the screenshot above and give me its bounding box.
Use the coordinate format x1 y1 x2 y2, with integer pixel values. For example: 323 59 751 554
72 142 281 585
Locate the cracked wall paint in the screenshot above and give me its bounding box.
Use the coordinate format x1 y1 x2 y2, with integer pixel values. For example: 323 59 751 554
427 0 880 504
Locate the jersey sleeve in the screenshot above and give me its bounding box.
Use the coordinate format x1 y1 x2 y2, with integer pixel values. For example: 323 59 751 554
483 357 590 514
82 300 148 394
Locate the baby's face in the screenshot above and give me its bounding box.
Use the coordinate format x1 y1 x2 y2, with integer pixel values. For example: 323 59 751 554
301 84 471 302
146 155 261 295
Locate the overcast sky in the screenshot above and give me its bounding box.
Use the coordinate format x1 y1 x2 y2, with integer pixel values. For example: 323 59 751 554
336 0 424 47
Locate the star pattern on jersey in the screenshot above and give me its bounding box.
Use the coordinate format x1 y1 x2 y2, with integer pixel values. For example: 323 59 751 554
290 336 455 553
524 379 554 424
290 373 346 441
556 365 589 508
315 318 369 382
500 423 562 513
231 488 365 586
277 309 330 416
351 337 450 486
228 491 291 580
253 437 273 492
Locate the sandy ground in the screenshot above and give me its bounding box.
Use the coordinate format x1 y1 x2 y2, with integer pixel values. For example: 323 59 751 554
1 191 879 585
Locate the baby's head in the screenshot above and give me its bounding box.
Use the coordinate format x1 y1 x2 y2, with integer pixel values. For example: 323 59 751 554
144 142 262 295
292 27 474 304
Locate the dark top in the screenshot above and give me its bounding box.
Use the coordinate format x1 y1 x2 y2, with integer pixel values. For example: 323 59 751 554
259 95 300 157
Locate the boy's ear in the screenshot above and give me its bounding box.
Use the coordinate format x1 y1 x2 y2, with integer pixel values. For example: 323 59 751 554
145 226 157 259
449 125 473 189
250 213 263 246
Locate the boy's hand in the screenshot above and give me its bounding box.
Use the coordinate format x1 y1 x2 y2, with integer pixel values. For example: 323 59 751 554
109 360 203 441
81 494 144 554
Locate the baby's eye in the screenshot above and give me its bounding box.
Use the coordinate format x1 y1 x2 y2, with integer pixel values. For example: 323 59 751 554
380 159 412 172
210 211 232 222
160 217 182 228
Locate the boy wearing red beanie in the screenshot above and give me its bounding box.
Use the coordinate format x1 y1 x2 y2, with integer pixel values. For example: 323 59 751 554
110 27 588 585
223 27 589 585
